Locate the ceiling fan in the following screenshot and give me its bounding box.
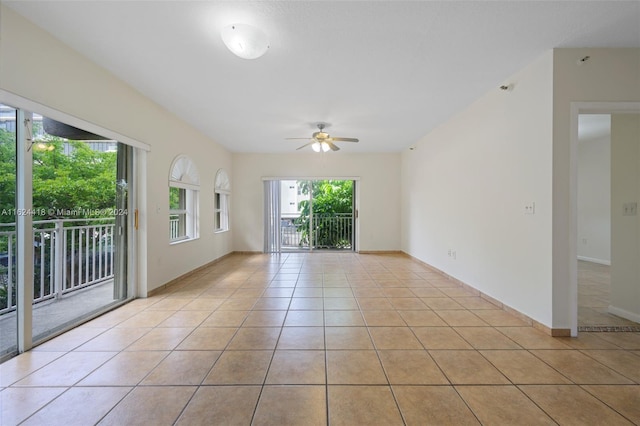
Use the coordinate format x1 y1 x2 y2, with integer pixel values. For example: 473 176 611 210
286 123 359 152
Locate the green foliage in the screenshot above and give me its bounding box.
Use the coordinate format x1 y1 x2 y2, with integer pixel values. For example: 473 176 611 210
0 129 117 223
295 180 353 249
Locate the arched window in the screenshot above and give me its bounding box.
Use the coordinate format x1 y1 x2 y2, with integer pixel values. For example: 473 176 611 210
214 169 231 232
169 155 199 242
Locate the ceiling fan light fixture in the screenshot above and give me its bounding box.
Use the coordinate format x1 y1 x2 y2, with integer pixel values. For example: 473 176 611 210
321 142 330 152
311 142 321 152
221 23 269 60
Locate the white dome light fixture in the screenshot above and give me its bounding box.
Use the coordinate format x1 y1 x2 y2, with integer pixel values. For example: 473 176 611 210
221 23 269 60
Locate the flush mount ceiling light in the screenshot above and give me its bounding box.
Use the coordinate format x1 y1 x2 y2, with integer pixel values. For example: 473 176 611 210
221 23 269 60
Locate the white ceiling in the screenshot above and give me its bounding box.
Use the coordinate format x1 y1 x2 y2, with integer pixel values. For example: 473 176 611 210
4 1 640 153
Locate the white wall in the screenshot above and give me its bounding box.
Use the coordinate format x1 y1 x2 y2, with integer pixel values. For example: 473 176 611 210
577 119 611 264
610 114 640 322
401 52 555 325
552 48 640 329
233 153 401 252
0 6 234 293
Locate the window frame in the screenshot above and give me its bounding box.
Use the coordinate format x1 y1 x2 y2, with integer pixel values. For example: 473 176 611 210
169 155 200 244
214 169 231 233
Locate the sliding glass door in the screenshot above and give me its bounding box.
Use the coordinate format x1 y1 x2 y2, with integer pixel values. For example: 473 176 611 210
0 105 135 360
265 179 356 253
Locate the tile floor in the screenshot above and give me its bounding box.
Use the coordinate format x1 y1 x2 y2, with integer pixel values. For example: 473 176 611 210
1 252 639 425
578 260 640 328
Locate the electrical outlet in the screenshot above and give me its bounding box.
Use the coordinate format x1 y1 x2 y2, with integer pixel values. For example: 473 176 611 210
623 202 638 216
524 202 535 215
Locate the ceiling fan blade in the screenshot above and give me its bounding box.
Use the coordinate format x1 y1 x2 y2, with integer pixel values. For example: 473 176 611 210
327 141 340 151
296 142 315 150
285 138 312 140
331 137 359 142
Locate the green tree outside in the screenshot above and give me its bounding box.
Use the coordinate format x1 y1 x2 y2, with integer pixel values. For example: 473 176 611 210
295 180 353 249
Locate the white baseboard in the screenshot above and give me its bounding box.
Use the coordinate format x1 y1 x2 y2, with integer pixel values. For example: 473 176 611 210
577 256 611 266
608 305 640 323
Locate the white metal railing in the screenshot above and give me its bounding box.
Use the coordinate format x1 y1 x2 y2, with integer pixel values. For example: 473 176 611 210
169 215 181 241
0 218 115 315
281 213 353 249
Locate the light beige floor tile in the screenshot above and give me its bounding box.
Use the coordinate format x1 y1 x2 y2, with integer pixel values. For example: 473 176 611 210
581 350 640 382
22 387 131 426
388 297 429 310
471 310 530 326
362 310 407 326
325 326 373 349
496 327 573 349
243 310 287 327
412 327 473 349
521 385 634 426
157 310 210 327
410 288 446 298
456 385 555 425
115 310 175 328
32 327 108 352
231 288 265 298
98 386 196 426
293 287 323 297
323 297 359 310
0 351 66 387
324 310 365 326
1 387 67 425
430 350 510 384
262 287 295 298
453 297 501 310
382 288 416 298
226 327 280 350
357 298 395 310
454 327 521 349
352 288 386 298
369 326 423 349
144 297 191 311
266 350 326 384
125 327 192 351
531 350 634 384
289 297 324 310
181 298 225 311
277 326 325 349
74 327 151 351
175 386 261 425
203 350 272 384
435 310 489 327
253 297 292 310
422 298 465 310
141 350 221 385
176 327 237 350
217 298 258 310
324 288 354 298
78 351 168 386
199 310 248 327
480 350 571 384
284 310 324 326
200 287 236 298
556 332 622 349
327 350 387 384
328 385 403 426
253 385 326 426
15 351 115 386
582 385 640 424
378 350 448 384
393 385 479 425
594 333 640 349
398 310 447 327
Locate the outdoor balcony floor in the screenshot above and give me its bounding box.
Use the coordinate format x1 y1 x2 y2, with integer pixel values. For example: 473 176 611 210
0 280 118 357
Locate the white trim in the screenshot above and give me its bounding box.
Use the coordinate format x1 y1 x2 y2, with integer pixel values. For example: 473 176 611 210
569 101 640 337
262 176 361 181
0 89 151 152
577 256 611 266
607 305 640 324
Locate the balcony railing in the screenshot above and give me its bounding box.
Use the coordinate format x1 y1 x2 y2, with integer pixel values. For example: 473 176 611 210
281 213 353 250
0 218 115 315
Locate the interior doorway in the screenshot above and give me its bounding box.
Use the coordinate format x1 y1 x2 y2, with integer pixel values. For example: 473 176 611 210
575 109 640 332
265 179 356 253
